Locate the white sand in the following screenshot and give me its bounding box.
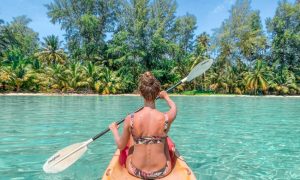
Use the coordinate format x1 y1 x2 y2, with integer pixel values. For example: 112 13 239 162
0 92 299 97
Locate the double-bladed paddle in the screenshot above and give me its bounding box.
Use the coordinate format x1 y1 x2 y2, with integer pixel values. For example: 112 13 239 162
43 59 213 173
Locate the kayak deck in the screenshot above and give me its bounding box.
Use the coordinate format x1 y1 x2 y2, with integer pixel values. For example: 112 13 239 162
102 150 196 180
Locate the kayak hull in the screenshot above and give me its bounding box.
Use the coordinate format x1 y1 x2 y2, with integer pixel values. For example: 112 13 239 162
101 150 196 180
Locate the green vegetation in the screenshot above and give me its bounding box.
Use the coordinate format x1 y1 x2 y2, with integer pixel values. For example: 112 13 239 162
0 0 299 95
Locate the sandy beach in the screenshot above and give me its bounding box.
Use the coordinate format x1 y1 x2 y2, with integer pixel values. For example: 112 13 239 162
0 92 138 96
1 92 299 97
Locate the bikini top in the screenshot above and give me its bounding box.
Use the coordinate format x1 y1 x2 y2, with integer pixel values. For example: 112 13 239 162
130 113 169 145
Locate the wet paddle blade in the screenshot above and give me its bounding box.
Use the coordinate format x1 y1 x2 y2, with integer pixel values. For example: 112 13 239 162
185 59 213 82
43 141 89 173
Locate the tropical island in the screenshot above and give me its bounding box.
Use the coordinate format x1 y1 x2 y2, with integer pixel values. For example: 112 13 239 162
0 0 299 96
1 1 300 180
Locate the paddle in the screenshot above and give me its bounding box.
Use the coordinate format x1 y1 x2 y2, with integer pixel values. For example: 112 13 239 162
43 59 213 173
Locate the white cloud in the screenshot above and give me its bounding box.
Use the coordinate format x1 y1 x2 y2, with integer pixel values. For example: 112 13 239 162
213 5 225 14
212 0 236 14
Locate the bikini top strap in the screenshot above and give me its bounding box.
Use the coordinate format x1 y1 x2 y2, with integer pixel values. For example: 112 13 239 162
164 113 168 132
130 113 134 134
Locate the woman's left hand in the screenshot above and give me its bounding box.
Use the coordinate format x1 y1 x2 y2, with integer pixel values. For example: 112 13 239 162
109 122 119 131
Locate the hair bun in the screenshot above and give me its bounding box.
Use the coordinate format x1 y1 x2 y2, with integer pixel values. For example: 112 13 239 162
141 72 155 86
138 71 161 101
144 71 153 78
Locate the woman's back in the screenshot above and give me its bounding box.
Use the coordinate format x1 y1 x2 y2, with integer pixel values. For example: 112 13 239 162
109 72 176 179
129 108 170 172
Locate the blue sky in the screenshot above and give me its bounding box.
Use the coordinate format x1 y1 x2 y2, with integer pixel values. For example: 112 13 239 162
0 0 295 41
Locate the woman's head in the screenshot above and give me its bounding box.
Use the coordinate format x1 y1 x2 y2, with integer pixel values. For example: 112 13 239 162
138 72 161 101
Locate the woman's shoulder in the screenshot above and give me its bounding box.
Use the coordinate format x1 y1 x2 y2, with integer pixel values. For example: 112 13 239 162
151 109 165 117
123 114 133 127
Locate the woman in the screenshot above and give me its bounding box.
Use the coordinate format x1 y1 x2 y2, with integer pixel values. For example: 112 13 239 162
109 72 177 179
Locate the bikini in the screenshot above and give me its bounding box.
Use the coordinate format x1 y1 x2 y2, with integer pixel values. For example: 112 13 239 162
129 113 169 179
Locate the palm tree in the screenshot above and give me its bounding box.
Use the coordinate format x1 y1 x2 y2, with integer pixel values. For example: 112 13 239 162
244 60 272 95
223 60 249 94
0 49 30 92
95 67 122 94
26 59 50 92
46 63 68 92
83 61 101 91
209 72 229 94
35 35 67 64
269 66 299 95
65 62 89 92
0 66 12 91
208 65 229 94
207 59 233 94
224 65 243 94
9 59 30 92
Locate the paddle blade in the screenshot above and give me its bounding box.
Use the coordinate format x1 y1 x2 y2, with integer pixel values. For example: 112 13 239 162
185 59 213 82
43 141 88 173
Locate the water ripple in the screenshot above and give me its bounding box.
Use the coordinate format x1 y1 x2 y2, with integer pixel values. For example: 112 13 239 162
0 96 300 179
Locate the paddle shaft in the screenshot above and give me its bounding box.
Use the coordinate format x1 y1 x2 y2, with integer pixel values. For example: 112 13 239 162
91 81 183 141
43 59 213 174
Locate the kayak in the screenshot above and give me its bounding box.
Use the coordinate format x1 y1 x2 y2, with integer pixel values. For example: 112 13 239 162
101 149 196 180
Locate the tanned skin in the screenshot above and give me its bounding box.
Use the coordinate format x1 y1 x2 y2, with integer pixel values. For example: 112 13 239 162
109 91 177 177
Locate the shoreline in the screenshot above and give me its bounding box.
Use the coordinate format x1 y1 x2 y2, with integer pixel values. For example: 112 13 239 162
0 92 299 97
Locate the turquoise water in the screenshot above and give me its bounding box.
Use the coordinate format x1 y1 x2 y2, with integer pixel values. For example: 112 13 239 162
0 96 300 179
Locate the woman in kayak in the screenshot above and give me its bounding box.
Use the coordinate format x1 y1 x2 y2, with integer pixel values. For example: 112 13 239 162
109 71 177 179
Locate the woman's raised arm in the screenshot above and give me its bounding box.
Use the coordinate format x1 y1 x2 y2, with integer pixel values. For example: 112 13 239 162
159 91 177 123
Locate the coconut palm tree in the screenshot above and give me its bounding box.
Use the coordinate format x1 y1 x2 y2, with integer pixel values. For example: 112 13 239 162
9 59 30 92
244 60 272 95
269 66 299 95
224 65 242 94
83 61 101 91
35 35 67 64
0 49 28 91
223 60 249 94
208 68 229 94
95 67 121 94
0 66 12 91
64 62 89 92
26 59 50 92
46 63 68 92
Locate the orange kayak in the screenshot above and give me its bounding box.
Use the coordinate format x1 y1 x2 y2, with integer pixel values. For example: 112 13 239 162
101 149 196 180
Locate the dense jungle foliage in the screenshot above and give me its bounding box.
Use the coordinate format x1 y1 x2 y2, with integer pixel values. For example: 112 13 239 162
0 0 299 95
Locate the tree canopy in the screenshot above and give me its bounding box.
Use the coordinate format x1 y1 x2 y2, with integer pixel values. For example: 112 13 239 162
0 0 299 95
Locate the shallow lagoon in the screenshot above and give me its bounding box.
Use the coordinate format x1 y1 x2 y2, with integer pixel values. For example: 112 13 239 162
1 96 300 179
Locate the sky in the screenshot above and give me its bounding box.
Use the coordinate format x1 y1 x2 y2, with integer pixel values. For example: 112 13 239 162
0 0 296 41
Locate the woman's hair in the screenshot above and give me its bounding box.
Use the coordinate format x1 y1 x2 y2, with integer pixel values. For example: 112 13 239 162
138 71 161 101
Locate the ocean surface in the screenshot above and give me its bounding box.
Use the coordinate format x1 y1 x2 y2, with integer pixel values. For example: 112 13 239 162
0 96 299 179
